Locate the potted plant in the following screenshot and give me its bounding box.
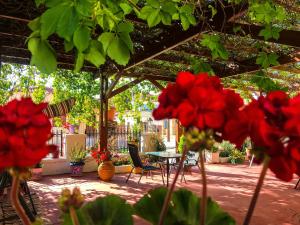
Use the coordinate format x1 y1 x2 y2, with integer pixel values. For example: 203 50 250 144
91 146 115 181
219 140 235 163
112 153 132 174
229 149 245 164
30 162 43 181
219 150 230 163
206 144 219 163
69 145 87 176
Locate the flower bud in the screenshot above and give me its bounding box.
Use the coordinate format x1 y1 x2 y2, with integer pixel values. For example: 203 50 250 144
59 187 84 213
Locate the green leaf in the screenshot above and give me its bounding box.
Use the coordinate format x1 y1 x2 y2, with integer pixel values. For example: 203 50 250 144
147 9 161 27
98 32 115 53
120 3 133 15
134 187 236 225
256 52 279 69
40 4 67 39
28 38 57 74
117 22 134 33
75 0 93 16
107 37 130 65
64 40 74 52
85 41 106 67
180 14 190 30
161 2 177 15
208 5 217 18
80 195 133 225
192 61 214 75
201 34 228 60
44 0 64 8
73 25 90 52
161 12 172 25
57 6 80 42
147 0 160 8
250 70 287 93
259 25 281 40
35 0 45 7
119 33 133 53
28 17 41 31
139 6 154 20
74 53 85 72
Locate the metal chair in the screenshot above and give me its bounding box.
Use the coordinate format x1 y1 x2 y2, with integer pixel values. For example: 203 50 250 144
295 179 300 189
126 144 165 185
0 171 37 223
170 151 200 183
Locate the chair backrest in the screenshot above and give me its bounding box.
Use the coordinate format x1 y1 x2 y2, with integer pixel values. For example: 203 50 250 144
185 151 199 165
128 144 143 168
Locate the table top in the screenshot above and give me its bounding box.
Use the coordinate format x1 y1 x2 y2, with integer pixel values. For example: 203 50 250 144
146 151 182 158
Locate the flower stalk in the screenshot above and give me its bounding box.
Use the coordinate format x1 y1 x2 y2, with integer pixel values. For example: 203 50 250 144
10 175 32 225
243 156 270 225
70 206 80 225
199 151 207 225
158 145 188 225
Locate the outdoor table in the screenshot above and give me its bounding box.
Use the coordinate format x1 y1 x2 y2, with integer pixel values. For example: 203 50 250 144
146 151 182 187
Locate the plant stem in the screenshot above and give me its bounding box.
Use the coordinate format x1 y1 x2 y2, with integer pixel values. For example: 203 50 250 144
10 176 32 225
199 151 207 225
158 146 188 225
243 156 270 225
70 206 80 225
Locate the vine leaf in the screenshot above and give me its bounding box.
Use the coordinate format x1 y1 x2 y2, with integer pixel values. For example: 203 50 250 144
73 25 91 52
85 40 106 68
108 37 131 65
259 25 281 40
256 52 279 69
28 38 57 74
57 6 80 42
250 70 287 92
134 187 236 225
178 5 196 30
201 34 229 60
40 4 67 39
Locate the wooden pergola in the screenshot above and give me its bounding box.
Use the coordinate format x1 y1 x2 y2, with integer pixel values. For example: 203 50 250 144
1 0 300 149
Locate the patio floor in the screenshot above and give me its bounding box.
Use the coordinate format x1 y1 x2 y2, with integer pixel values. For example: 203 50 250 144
28 163 300 225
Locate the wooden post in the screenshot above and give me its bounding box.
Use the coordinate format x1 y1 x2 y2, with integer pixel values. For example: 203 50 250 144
99 73 109 150
175 120 183 151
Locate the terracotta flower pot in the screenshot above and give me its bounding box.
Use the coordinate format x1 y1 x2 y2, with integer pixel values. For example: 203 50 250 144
108 107 116 121
98 161 115 181
30 168 43 181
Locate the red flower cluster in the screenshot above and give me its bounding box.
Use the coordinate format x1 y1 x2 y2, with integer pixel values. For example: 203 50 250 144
225 91 300 181
153 72 243 132
0 98 57 170
91 146 111 163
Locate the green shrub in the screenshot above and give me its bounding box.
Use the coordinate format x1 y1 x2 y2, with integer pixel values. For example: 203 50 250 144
178 135 185 154
219 150 230 157
229 149 245 164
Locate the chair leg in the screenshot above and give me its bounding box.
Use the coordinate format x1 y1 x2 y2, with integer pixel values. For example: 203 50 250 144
295 179 300 189
126 168 134 183
138 170 144 184
160 168 165 185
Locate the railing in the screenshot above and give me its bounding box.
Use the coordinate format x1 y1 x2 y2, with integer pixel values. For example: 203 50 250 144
48 129 64 157
85 126 141 152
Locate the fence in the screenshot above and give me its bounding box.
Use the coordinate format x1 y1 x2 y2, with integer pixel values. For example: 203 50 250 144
48 130 64 157
86 126 141 152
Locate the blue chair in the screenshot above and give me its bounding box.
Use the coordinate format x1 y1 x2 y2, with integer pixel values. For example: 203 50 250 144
126 144 165 185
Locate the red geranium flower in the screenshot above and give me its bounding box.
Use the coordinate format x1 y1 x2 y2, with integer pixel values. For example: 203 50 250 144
153 71 243 133
0 98 57 170
91 146 111 163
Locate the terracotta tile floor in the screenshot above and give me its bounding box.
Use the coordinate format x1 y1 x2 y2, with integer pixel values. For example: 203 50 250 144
28 163 300 225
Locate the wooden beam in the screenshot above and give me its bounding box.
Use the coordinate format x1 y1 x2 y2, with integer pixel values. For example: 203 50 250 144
108 77 145 98
122 72 176 82
148 79 165 90
105 73 122 98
